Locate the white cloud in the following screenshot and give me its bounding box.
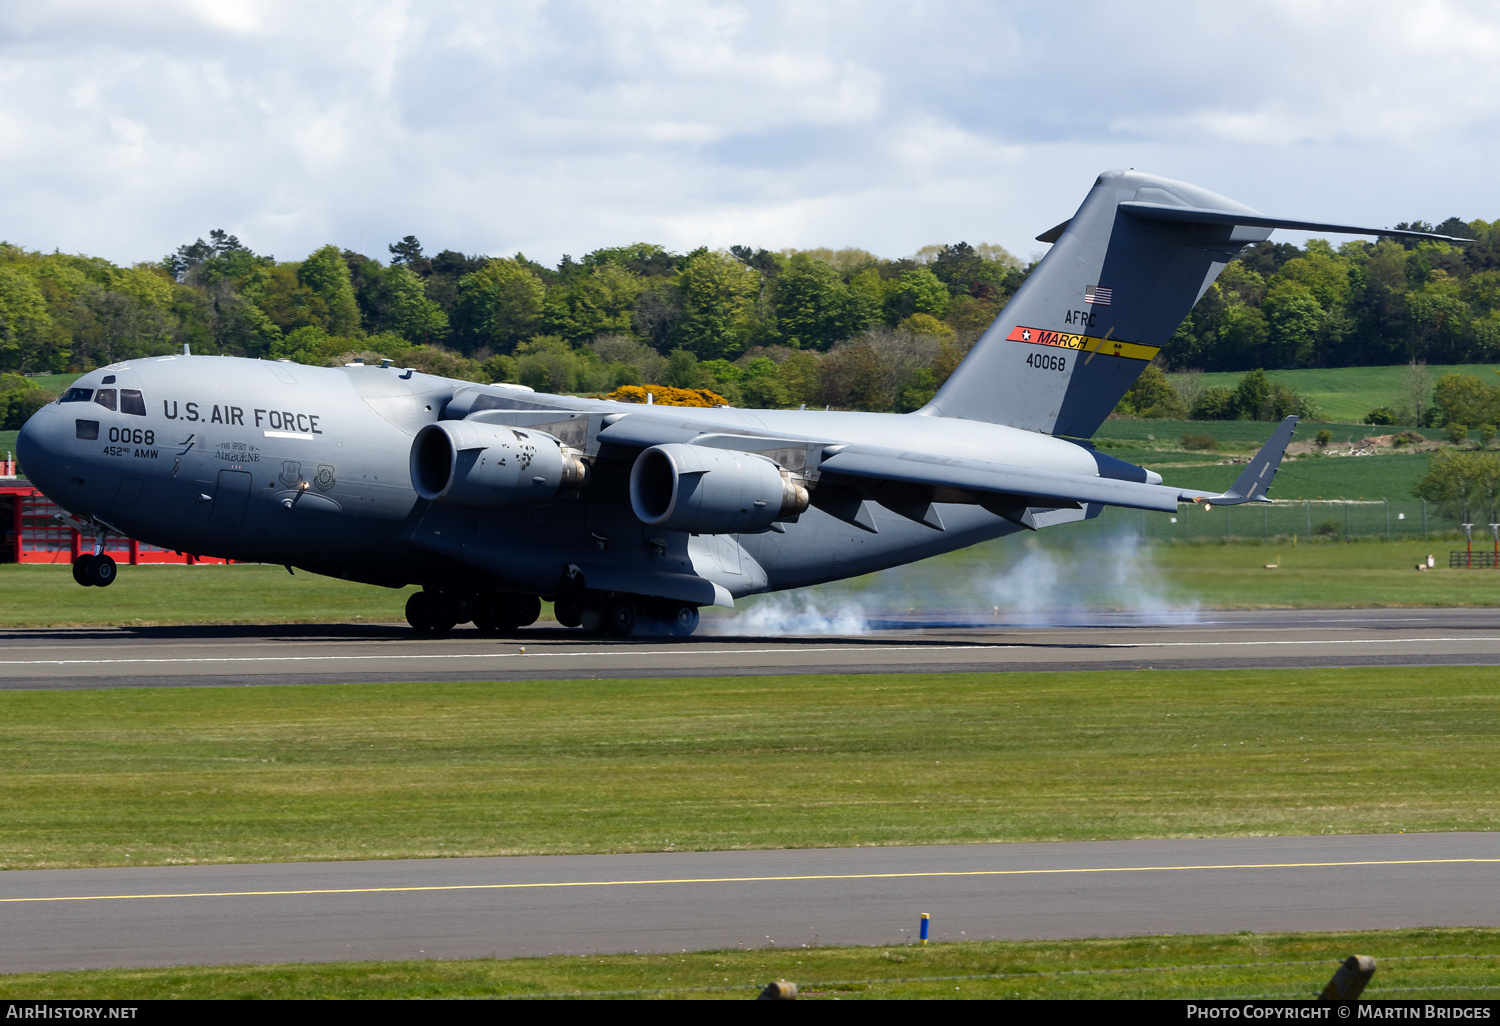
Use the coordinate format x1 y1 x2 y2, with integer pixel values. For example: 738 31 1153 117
0 0 1497 269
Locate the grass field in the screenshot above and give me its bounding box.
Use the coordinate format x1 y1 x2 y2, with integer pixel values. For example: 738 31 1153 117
4 530 1500 630
1169 363 1500 425
2 667 1497 871
3 929 1495 999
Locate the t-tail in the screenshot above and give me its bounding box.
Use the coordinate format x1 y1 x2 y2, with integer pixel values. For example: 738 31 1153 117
921 169 1468 437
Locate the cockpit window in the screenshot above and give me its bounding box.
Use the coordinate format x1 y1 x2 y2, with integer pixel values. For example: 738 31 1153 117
76 420 99 441
120 389 146 416
94 388 117 412
60 388 93 403
101 375 116 385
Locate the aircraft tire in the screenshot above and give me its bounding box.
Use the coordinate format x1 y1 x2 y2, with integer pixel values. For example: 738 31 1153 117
514 595 542 628
85 554 117 587
603 596 638 637
553 593 583 629
405 592 432 632
73 554 96 587
471 597 501 635
578 596 606 635
667 604 699 638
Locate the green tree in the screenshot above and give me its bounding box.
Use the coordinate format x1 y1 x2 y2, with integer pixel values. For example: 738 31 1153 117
1216 303 1269 370
385 265 449 344
0 267 56 372
1414 449 1500 522
0 372 56 428
1115 364 1186 419
1406 269 1470 362
819 340 891 411
1233 369 1272 419
776 351 822 407
1262 281 1323 366
674 250 758 360
456 259 546 352
543 263 645 344
1191 386 1238 420
774 257 868 350
298 245 361 336
885 266 950 322
1433 373 1500 428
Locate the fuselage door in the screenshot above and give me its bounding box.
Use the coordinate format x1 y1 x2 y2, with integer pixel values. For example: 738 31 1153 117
207 470 253 528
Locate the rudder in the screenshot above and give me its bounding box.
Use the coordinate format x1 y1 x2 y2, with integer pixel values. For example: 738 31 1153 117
921 169 1269 437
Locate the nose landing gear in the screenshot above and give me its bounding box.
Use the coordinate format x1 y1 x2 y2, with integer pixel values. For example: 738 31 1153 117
71 553 117 588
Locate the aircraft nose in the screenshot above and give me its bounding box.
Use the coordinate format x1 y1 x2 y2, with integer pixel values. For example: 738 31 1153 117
15 400 72 496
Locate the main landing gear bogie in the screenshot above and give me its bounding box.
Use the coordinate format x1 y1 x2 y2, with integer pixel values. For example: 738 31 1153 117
404 586 699 638
71 553 117 588
575 592 698 638
405 589 542 636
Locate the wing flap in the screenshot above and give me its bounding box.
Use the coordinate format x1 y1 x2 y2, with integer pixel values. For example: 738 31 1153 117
818 419 1298 519
818 447 1190 514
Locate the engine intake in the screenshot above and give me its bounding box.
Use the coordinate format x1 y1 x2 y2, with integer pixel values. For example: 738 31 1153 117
629 443 809 534
411 421 588 508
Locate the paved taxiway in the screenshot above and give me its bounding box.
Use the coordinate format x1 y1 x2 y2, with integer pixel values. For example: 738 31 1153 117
2 608 1499 689
3 833 1497 972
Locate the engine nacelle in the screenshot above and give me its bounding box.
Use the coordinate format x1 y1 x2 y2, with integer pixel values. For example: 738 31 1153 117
629 443 809 534
410 420 588 509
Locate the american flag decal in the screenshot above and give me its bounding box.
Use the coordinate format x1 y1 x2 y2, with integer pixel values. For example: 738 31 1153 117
1084 285 1112 306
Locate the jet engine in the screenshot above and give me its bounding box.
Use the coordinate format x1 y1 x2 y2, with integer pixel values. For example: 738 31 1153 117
629 443 809 534
410 421 588 508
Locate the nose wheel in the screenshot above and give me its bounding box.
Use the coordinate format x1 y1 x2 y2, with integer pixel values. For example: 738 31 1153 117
72 553 117 587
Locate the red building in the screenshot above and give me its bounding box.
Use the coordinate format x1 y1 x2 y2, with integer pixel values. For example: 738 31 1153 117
0 480 228 565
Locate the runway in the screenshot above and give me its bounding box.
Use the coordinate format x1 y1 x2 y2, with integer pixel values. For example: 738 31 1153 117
3 833 1498 973
2 608 1500 689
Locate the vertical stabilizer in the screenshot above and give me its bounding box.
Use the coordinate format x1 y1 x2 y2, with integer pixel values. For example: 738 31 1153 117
921 170 1269 436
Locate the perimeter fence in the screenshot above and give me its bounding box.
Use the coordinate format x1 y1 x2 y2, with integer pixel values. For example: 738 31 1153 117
1118 498 1483 545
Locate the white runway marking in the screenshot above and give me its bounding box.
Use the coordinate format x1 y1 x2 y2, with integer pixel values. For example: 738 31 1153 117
0 644 1009 667
1 636 1499 668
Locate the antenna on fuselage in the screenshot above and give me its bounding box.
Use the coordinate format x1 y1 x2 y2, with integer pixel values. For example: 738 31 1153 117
182 343 191 356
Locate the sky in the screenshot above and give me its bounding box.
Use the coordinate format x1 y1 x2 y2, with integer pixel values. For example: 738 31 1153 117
2 0 1498 268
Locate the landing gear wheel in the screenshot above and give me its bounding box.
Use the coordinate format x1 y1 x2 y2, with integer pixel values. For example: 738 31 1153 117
604 596 639 637
667 604 699 638
514 595 541 628
472 596 502 635
405 592 432 632
426 601 456 635
579 601 605 635
553 592 583 629
73 553 96 587
84 554 116 588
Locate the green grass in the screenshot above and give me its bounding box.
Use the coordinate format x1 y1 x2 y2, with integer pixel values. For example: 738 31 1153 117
1 929 1496 999
2 668 1498 871
7 527 1500 633
0 428 17 460
1146 451 1434 499
0 564 417 627
21 373 75 396
1169 364 1500 425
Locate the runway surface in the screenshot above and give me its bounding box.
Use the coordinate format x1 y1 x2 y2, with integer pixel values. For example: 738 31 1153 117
3 833 1498 973
2 608 1500 689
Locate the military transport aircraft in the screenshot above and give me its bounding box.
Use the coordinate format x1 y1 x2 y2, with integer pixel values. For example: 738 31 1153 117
15 170 1466 636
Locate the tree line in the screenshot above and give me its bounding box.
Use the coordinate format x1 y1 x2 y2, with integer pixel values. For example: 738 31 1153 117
2 213 1497 429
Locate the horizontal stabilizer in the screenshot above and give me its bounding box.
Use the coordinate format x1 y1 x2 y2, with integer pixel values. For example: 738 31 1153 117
1221 416 1299 503
1120 202 1472 244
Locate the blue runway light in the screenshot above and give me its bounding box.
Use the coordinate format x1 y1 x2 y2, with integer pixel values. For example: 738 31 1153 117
920 912 930 945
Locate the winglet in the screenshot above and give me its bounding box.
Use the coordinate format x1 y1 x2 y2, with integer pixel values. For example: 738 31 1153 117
1199 416 1299 506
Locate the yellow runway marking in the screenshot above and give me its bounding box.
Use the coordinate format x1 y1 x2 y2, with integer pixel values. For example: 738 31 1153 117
4 858 1497 904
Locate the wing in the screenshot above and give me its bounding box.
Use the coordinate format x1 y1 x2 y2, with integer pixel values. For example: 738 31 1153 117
595 409 1298 532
